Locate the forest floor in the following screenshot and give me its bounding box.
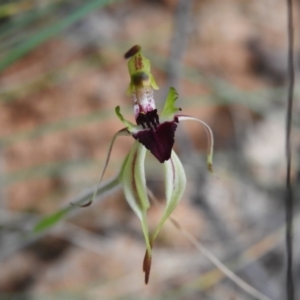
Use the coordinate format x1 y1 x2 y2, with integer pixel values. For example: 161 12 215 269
0 0 299 299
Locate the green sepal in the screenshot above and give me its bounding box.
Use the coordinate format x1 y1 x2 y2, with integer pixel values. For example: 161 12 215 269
160 87 181 121
177 115 214 173
152 150 186 241
120 142 152 256
126 46 159 95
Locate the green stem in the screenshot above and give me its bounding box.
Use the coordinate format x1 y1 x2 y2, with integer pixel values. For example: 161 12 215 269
33 176 120 233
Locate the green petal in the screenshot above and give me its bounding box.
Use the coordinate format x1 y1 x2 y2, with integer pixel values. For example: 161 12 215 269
152 150 186 241
115 106 139 133
160 87 181 121
120 142 152 256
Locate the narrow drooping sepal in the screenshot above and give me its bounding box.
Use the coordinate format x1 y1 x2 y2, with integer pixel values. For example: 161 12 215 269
120 142 152 256
143 242 152 284
133 121 178 163
75 128 130 207
177 115 214 172
152 150 187 241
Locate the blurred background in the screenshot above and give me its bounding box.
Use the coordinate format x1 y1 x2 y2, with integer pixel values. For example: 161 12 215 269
0 0 300 299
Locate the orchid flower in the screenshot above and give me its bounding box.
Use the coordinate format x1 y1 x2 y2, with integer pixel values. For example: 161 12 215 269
88 45 214 284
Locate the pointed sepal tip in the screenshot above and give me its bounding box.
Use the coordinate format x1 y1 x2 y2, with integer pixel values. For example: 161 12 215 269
143 248 152 284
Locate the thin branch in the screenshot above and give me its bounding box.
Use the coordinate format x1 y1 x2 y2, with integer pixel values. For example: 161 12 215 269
0 177 120 263
170 218 273 300
166 0 194 89
285 1 295 300
147 189 273 300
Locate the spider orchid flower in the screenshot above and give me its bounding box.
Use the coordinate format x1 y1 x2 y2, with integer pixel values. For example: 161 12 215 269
88 45 214 284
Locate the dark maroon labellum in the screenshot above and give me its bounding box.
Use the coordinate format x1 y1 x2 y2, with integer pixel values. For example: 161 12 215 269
134 111 178 163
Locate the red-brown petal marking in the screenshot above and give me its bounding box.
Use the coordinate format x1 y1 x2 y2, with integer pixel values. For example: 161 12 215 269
143 248 152 284
134 54 143 70
124 45 141 59
133 121 177 163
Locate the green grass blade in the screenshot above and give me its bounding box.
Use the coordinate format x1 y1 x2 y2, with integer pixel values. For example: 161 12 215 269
0 3 56 40
33 207 71 232
0 0 118 72
33 176 120 233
